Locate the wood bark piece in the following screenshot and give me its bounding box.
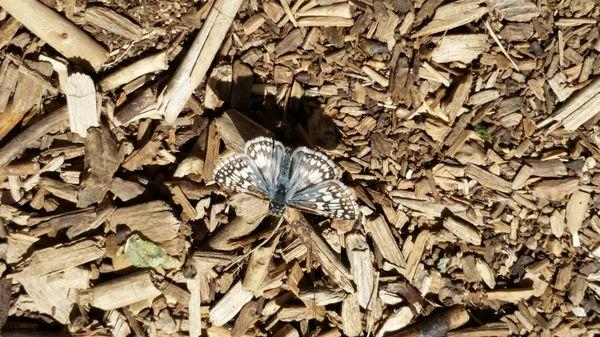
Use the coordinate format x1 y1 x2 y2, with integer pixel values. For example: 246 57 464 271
465 164 511 193
215 109 273 152
346 233 375 309
208 194 269 250
0 106 68 169
11 239 104 279
364 216 405 268
412 0 489 38
431 34 489 64
100 52 168 91
84 6 144 40
285 208 354 293
109 201 180 247
341 293 362 337
78 125 124 207
159 0 243 122
18 267 90 324
0 0 108 69
81 271 161 310
376 306 415 337
539 76 600 131
443 216 481 245
387 307 469 337
565 191 590 247
296 3 352 18
243 234 280 294
487 0 539 22
209 281 253 326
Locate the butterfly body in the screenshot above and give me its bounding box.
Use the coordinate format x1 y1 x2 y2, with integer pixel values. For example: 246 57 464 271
213 137 358 220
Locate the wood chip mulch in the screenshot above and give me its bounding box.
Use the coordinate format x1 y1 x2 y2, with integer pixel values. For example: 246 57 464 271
0 0 598 337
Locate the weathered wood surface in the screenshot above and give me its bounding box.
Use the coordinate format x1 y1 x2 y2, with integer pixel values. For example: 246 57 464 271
0 0 598 336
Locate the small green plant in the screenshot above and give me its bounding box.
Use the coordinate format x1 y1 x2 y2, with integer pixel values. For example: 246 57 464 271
475 124 492 142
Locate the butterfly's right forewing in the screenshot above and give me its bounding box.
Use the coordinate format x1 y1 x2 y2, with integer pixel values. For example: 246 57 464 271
213 153 270 197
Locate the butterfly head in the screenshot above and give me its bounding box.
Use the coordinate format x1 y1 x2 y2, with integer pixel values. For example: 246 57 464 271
269 200 285 216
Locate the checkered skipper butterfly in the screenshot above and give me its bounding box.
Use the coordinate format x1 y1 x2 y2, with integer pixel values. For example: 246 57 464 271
213 137 358 220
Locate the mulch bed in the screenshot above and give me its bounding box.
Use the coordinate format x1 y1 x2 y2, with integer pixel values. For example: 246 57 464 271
0 0 598 336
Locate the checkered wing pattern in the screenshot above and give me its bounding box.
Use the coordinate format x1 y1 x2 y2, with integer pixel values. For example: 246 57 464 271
212 152 270 197
286 147 340 197
244 137 287 197
287 180 358 220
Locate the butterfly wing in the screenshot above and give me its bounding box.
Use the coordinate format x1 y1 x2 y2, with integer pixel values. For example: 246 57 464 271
244 137 288 197
287 179 358 220
213 152 270 197
286 147 340 198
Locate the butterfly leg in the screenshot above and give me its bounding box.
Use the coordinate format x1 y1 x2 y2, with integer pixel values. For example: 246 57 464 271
225 216 285 271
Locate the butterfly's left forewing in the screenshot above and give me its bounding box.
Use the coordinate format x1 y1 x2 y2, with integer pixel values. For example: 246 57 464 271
287 180 358 220
213 153 270 198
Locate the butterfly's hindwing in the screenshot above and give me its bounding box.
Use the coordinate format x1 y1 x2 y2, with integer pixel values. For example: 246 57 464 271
213 153 270 197
244 137 288 197
287 180 358 220
286 147 339 198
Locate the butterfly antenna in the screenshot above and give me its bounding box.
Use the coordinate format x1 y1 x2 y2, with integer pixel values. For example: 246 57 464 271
225 216 285 271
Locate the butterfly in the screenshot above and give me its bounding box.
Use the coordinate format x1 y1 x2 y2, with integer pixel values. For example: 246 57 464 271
213 137 358 220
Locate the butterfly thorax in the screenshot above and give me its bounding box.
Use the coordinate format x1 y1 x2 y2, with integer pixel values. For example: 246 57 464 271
269 149 292 215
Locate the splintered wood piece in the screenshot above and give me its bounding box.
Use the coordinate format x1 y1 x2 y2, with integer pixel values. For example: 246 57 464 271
84 6 144 40
109 177 145 201
412 0 488 38
209 281 254 326
80 271 161 310
443 74 473 121
387 307 469 337
0 278 9 327
205 64 233 110
67 203 116 239
113 85 160 126
446 323 510 337
465 164 512 193
0 0 108 69
109 201 180 245
0 106 68 169
443 216 481 245
104 310 131 337
208 194 269 250
296 17 354 27
100 51 168 91
203 120 221 181
341 293 362 337
187 267 203 337
405 230 431 281
243 233 280 294
232 301 261 337
531 178 579 201
78 125 124 207
375 306 415 337
346 233 375 309
17 267 90 324
159 0 243 122
122 138 162 171
0 17 21 50
565 191 590 247
487 0 539 22
364 216 405 268
66 72 99 137
296 3 352 18
285 208 354 293
431 34 488 64
540 76 600 131
11 239 104 279
215 109 273 151
486 288 535 302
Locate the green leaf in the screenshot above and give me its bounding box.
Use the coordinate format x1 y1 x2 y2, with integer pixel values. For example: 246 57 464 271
124 234 181 270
